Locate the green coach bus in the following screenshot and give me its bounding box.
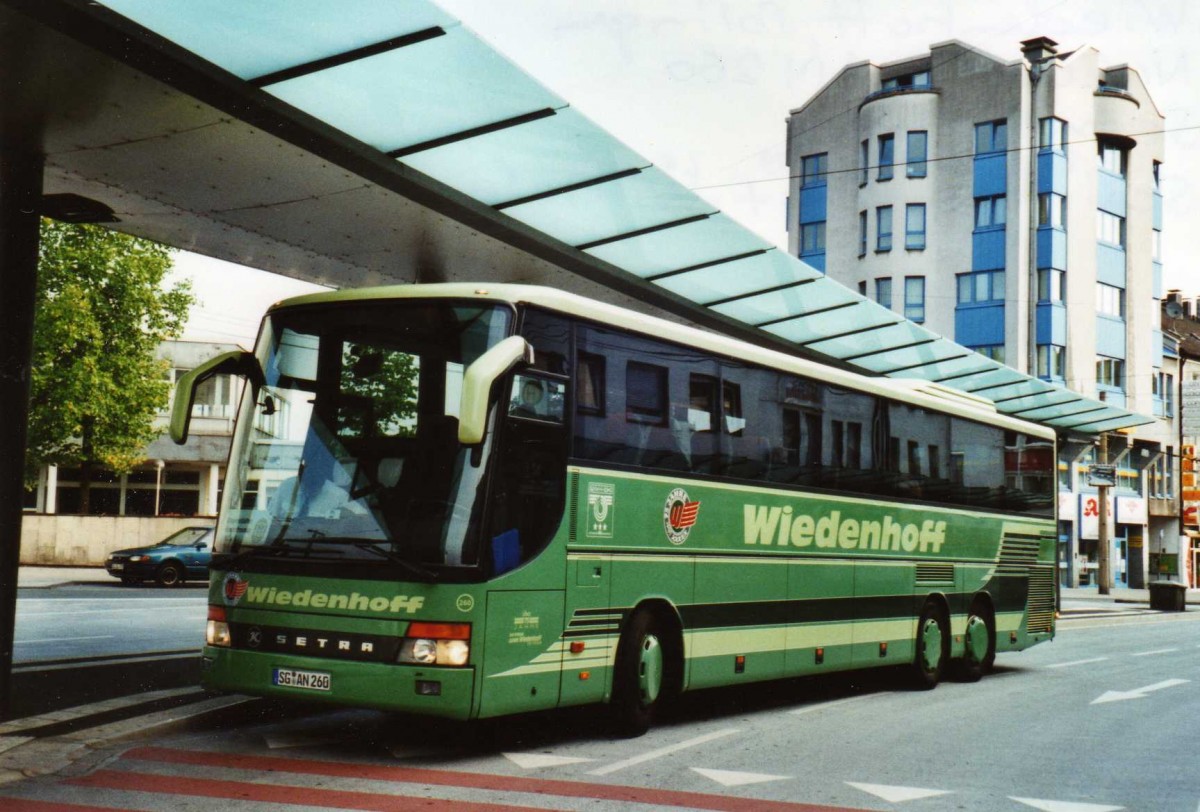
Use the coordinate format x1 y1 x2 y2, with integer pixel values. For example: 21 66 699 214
173 283 1056 734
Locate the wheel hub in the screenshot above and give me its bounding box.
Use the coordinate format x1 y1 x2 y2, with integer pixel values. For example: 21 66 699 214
638 633 663 705
920 618 942 671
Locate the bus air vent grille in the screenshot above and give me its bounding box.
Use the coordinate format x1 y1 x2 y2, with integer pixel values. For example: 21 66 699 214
915 563 955 584
997 535 1040 572
569 472 579 543
1026 566 1056 632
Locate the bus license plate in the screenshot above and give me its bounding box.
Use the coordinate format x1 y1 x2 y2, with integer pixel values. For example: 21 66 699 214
272 668 331 692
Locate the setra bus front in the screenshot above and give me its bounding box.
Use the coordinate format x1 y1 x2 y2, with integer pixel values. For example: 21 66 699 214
172 289 547 718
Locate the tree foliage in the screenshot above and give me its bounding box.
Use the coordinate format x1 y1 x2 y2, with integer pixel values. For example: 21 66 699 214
27 221 193 505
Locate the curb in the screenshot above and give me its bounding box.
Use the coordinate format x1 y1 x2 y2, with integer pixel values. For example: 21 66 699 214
0 687 253 785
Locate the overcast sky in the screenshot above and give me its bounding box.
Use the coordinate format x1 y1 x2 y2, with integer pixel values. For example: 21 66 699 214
176 0 1199 342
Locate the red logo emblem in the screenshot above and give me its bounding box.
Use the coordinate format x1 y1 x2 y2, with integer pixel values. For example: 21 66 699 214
664 488 700 545
223 572 249 606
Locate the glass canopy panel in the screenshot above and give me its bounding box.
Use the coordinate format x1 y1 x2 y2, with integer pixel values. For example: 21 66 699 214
652 250 818 305
399 108 647 207
1051 409 1134 429
763 305 893 345
975 379 1058 403
808 321 931 360
710 277 857 324
503 167 712 248
99 0 457 80
1065 413 1154 432
1007 398 1091 422
943 369 1028 393
586 214 771 278
883 354 992 382
851 340 967 375
266 26 565 153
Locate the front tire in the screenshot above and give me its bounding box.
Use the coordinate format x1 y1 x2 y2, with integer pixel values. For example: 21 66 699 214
611 611 669 737
156 562 184 587
910 603 948 690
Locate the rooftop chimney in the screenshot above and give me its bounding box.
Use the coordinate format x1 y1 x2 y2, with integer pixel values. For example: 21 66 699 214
1020 36 1059 64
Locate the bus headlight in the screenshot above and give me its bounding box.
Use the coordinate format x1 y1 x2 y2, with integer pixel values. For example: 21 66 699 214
398 622 470 667
207 606 231 647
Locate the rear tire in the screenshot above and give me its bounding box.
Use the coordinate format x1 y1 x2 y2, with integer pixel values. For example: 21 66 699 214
611 610 670 737
910 603 948 690
156 562 184 587
954 606 995 682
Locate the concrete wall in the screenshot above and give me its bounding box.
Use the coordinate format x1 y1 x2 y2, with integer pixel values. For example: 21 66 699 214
20 514 214 566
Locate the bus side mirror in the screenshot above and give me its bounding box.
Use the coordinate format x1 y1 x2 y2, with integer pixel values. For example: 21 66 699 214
170 350 264 444
459 336 534 445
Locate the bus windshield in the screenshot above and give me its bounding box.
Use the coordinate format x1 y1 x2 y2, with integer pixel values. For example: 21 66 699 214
216 300 513 576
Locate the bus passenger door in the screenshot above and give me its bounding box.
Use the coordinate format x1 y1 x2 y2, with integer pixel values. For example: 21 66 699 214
479 590 565 717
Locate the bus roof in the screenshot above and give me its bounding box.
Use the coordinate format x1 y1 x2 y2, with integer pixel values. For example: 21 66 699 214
270 283 1056 441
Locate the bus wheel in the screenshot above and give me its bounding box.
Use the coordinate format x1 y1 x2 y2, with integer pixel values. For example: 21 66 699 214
911 604 948 690
956 608 995 682
612 610 667 737
156 562 184 587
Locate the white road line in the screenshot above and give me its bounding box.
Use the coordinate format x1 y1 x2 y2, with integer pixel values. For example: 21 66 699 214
789 693 881 715
1046 657 1109 669
1131 648 1179 657
14 635 113 644
588 728 739 776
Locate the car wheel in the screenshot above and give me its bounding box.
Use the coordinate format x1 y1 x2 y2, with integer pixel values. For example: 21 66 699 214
156 562 184 587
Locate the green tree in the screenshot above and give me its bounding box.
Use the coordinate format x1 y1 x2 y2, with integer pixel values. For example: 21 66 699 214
27 221 193 513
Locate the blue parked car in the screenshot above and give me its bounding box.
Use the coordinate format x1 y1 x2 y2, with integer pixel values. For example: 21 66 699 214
105 526 214 586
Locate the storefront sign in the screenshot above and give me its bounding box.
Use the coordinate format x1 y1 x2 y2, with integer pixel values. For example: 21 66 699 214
1058 492 1077 522
1079 494 1114 540
1116 497 1147 525
1184 502 1199 527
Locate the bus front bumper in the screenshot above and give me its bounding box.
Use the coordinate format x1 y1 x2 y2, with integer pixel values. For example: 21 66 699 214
201 646 476 719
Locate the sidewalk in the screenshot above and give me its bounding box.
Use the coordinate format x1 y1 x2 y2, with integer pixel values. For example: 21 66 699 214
1059 584 1200 617
17 566 114 589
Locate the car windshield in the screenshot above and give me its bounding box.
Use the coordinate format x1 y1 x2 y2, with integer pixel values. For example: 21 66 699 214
216 300 512 576
156 528 211 548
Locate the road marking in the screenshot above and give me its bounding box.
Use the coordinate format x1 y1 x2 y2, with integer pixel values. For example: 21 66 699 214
14 635 113 644
693 767 789 787
504 753 594 769
846 782 951 803
1131 647 1179 656
1010 797 1124 811
1046 657 1109 669
588 728 740 776
1092 678 1189 705
789 693 880 716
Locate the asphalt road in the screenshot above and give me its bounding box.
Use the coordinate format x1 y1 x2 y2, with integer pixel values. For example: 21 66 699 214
4 608 1198 811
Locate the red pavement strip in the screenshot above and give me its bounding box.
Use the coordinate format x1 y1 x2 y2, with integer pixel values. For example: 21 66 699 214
84 745 871 812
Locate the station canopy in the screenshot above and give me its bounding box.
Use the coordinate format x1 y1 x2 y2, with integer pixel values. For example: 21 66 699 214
5 0 1151 435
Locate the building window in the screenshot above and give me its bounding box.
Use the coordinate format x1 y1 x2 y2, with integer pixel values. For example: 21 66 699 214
1096 357 1124 390
875 206 893 251
1038 193 1066 228
972 345 1005 363
875 277 893 310
1161 372 1175 416
1152 229 1162 262
801 152 828 187
1153 161 1163 192
882 71 931 91
1036 344 1065 380
878 134 895 180
905 203 926 249
1037 269 1064 303
857 280 867 296
904 276 925 322
974 195 1006 229
800 221 826 256
1097 210 1126 247
626 361 668 425
957 270 1005 304
906 131 928 177
860 139 869 185
1098 140 1126 176
1038 117 1067 152
975 119 1007 154
858 210 867 257
1095 284 1125 318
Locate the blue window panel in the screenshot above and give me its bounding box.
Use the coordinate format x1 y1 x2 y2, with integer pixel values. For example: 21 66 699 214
955 303 1005 346
1153 191 1163 230
972 229 1006 271
1036 303 1067 345
1037 151 1068 195
1151 329 1164 368
1097 171 1126 217
1036 227 1067 271
1096 315 1127 360
1096 243 1126 288
801 253 826 272
798 185 827 224
1153 261 1163 299
100 0 458 81
973 154 1006 197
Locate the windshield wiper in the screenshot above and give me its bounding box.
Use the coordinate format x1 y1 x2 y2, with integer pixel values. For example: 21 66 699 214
211 544 296 571
347 541 439 581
